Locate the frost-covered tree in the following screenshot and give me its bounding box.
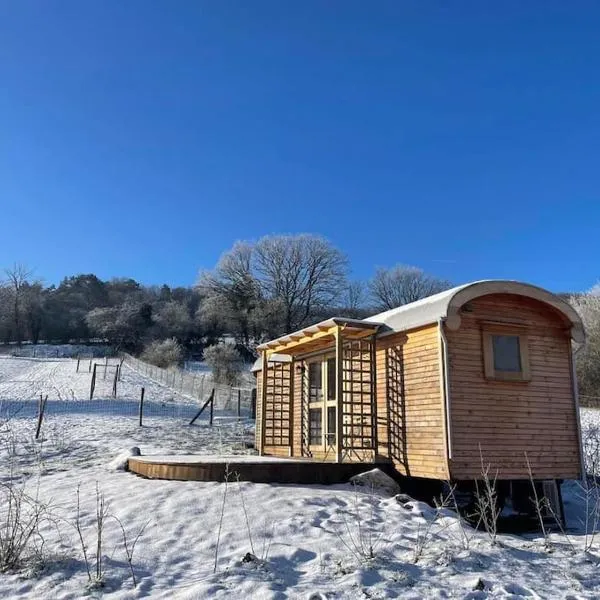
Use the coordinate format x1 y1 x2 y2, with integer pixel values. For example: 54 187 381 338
253 234 348 333
203 343 244 386
570 288 600 398
86 303 152 351
153 301 193 343
199 234 348 344
141 337 183 368
197 242 260 347
369 265 451 310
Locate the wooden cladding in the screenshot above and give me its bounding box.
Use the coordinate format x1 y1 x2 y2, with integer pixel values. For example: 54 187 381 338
447 294 581 480
376 324 448 480
257 290 581 484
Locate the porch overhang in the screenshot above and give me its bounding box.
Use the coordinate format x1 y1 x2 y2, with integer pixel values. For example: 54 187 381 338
257 317 382 357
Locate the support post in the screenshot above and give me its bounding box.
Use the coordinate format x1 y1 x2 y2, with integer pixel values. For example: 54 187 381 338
209 392 214 426
237 389 241 419
89 357 92 373
259 350 268 455
90 364 97 400
139 387 145 426
251 388 257 420
335 327 344 464
76 356 81 373
370 333 378 457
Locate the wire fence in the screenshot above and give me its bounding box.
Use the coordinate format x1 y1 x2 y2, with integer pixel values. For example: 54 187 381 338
122 353 256 415
0 353 257 454
0 397 255 458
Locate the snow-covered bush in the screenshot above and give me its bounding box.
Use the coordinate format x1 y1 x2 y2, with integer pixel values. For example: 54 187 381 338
203 343 243 385
582 424 600 479
141 338 182 369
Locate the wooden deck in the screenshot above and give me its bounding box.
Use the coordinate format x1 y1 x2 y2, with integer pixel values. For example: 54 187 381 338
128 454 395 484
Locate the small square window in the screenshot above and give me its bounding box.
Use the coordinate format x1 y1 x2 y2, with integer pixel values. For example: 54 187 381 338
492 335 522 372
483 327 530 381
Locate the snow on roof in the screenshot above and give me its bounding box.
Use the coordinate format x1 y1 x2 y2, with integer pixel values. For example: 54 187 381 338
251 280 585 372
364 279 585 342
251 353 291 373
364 283 472 333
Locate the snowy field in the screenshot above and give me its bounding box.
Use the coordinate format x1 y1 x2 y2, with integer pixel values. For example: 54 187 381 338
0 357 600 598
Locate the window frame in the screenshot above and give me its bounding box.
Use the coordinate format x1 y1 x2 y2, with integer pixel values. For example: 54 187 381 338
306 353 337 450
482 323 531 382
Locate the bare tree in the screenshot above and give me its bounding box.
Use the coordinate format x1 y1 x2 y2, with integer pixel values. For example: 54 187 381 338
253 234 348 333
4 264 34 346
198 242 260 347
369 265 451 310
343 281 369 318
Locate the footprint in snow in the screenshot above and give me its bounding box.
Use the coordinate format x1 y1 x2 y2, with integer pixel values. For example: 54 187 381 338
310 509 330 527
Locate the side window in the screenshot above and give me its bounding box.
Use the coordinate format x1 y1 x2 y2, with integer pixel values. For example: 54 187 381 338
309 408 322 445
308 361 323 402
327 357 336 400
483 327 530 381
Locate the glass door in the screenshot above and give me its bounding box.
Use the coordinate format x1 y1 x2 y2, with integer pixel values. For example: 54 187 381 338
307 356 337 455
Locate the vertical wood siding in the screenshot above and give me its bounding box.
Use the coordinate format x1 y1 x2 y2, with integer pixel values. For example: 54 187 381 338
446 294 581 480
376 324 448 479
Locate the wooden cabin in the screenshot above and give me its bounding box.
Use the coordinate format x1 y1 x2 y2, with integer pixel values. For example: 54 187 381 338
254 281 585 491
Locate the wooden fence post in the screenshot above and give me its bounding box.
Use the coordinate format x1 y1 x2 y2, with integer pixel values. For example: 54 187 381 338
209 392 214 426
89 357 92 373
76 356 81 373
237 389 241 418
104 356 108 380
189 389 215 425
139 387 145 426
119 357 124 381
90 364 97 400
112 366 119 398
35 394 48 440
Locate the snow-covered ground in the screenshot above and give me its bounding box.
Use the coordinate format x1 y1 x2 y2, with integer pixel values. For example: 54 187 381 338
1 356 600 598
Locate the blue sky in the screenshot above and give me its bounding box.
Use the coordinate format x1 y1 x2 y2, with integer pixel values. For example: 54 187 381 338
1 2 599 292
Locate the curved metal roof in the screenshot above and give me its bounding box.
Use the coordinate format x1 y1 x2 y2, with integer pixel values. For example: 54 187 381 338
365 280 585 343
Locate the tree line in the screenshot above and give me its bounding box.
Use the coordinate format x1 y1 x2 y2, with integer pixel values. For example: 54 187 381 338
0 235 452 357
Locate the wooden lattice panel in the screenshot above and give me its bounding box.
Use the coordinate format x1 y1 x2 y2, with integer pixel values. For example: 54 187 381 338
341 338 376 460
386 345 407 469
264 362 292 447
